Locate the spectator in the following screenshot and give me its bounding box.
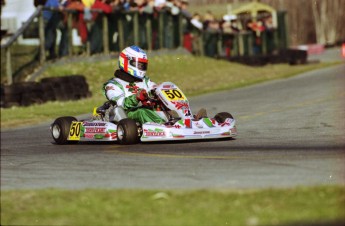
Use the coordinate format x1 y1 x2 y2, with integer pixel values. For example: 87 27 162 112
176 0 193 52
57 0 70 57
188 13 203 55
203 11 220 57
247 19 265 54
221 14 239 34
43 0 64 59
263 15 276 54
179 0 191 19
34 0 47 7
66 0 87 47
221 14 239 57
190 13 202 30
154 0 166 10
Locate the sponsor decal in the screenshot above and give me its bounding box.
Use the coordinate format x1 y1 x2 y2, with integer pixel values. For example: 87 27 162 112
94 134 104 139
83 122 107 127
84 133 107 139
162 85 172 89
105 132 117 139
85 128 106 133
145 122 162 126
143 128 166 137
172 134 185 138
84 134 95 139
193 131 210 135
171 101 189 110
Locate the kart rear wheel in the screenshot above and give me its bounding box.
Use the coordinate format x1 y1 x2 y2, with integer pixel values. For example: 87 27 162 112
51 116 78 145
214 112 233 123
117 118 140 145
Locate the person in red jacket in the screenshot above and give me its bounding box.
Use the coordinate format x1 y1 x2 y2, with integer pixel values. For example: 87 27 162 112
89 0 113 53
65 0 88 45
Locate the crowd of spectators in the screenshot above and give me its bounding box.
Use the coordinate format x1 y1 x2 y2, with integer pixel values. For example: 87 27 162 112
32 0 277 59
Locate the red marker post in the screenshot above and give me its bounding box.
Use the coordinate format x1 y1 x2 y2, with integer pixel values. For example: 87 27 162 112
342 43 345 58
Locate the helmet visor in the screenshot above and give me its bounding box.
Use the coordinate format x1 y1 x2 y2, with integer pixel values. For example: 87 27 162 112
129 58 148 71
137 62 147 71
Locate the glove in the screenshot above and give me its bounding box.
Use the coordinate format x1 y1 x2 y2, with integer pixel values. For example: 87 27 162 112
136 89 148 102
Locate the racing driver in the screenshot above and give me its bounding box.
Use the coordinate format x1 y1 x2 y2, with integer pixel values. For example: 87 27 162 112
102 45 165 124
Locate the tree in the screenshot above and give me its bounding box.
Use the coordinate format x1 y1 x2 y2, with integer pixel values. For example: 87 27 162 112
312 0 345 45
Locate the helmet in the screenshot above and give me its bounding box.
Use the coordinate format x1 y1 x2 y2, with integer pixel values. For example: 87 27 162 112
118 46 148 79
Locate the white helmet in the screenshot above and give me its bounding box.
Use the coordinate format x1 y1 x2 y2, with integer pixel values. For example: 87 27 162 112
118 45 148 80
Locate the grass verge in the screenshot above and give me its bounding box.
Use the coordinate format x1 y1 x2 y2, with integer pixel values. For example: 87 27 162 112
0 54 341 129
1 186 344 226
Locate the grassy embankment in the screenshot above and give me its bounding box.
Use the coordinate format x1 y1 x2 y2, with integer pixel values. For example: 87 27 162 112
0 54 340 129
1 186 344 226
1 55 344 225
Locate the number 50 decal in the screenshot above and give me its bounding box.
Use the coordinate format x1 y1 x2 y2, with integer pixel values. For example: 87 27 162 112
163 89 186 101
68 121 82 141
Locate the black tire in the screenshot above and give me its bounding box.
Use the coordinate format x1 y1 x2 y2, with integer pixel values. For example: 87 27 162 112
1 84 23 107
214 112 234 123
19 82 44 106
51 116 78 145
117 118 140 145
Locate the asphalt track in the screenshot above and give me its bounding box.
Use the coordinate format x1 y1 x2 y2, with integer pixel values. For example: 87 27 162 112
1 64 345 190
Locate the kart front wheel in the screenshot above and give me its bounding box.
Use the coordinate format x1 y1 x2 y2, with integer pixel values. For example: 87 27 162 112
117 118 140 145
51 116 78 145
214 112 233 123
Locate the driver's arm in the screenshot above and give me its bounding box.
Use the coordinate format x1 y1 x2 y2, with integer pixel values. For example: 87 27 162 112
105 83 141 110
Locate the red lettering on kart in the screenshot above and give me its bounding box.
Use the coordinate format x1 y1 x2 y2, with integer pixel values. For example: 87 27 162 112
144 129 166 137
84 134 95 139
85 128 106 133
171 101 189 110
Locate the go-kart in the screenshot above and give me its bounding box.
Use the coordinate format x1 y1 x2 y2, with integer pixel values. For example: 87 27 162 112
50 82 237 145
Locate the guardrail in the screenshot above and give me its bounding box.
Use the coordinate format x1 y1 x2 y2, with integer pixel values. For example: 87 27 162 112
1 6 44 85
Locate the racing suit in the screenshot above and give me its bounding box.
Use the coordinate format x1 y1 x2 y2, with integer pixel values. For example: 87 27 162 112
103 69 165 124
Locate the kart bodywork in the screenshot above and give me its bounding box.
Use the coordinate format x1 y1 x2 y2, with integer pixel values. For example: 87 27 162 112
51 82 237 144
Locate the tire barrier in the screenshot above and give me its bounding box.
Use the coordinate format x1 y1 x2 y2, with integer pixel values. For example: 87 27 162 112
1 75 91 108
227 49 308 66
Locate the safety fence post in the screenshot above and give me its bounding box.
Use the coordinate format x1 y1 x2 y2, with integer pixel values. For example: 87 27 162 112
146 16 152 51
67 11 73 56
102 13 109 55
232 34 238 57
38 8 46 64
5 47 12 85
178 13 183 48
261 31 267 55
117 15 125 51
238 32 244 56
133 11 139 46
247 33 254 56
